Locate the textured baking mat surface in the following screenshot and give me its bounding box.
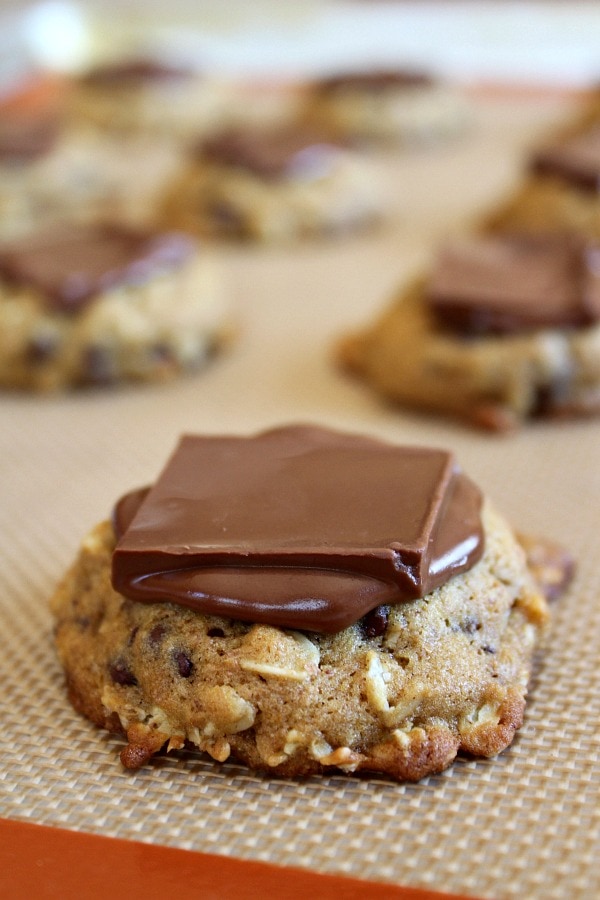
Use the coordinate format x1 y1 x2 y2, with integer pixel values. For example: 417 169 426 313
1 97 599 900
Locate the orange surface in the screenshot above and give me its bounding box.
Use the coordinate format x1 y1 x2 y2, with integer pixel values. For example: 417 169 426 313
0 818 478 900
0 73 67 114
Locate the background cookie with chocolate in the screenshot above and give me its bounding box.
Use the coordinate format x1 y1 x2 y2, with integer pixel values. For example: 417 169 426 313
0 224 227 390
161 123 384 242
69 57 227 141
339 233 600 430
485 124 600 239
0 79 183 241
301 68 469 147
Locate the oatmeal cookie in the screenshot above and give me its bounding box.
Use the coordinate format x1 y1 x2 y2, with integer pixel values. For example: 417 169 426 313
162 125 384 242
51 426 562 781
0 224 227 390
0 90 184 241
485 124 600 239
70 58 226 139
339 235 600 430
301 69 468 147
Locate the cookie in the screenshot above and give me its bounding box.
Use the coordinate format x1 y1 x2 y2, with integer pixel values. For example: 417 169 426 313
485 124 600 239
301 68 468 147
0 224 226 390
161 125 384 242
51 425 561 782
70 58 226 139
339 234 600 430
0 99 183 241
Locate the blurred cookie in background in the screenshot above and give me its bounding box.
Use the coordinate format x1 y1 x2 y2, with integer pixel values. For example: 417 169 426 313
0 72 184 240
301 68 469 148
339 233 600 431
0 223 228 391
69 57 229 141
485 123 600 240
162 123 385 242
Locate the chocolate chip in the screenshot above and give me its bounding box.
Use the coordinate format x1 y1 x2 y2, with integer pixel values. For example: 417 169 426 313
207 627 225 638
148 623 167 646
128 626 139 646
26 332 59 364
174 651 193 678
462 616 480 634
83 345 117 385
208 201 245 237
531 375 572 418
150 342 174 365
361 605 390 638
109 659 137 686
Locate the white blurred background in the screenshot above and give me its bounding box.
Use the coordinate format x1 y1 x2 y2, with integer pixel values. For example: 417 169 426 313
1 1 599 94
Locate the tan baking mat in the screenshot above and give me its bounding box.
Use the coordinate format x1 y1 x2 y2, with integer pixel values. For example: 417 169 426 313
1 96 599 900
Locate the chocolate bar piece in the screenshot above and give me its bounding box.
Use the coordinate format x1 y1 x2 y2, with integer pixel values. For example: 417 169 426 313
0 225 195 313
427 234 600 335
197 127 342 181
314 69 433 94
81 59 194 86
531 126 600 192
112 425 483 632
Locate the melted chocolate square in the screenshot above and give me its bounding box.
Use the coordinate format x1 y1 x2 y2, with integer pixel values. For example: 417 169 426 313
314 69 434 94
197 127 342 181
0 114 60 163
427 234 600 335
531 126 600 192
81 59 194 87
112 426 483 633
0 225 195 313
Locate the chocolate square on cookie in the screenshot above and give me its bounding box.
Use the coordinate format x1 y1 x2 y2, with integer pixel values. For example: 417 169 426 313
0 224 227 390
161 124 383 242
427 234 600 334
339 233 600 430
112 427 483 631
486 124 600 240
301 67 468 146
51 425 565 781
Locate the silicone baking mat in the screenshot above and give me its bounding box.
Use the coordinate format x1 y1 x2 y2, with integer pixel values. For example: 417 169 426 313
1 95 599 900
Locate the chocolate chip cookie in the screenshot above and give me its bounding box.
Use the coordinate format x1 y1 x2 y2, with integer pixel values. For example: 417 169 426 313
162 124 384 242
51 426 565 781
0 224 227 390
301 68 468 146
70 58 226 139
339 234 600 430
485 124 600 239
0 94 183 241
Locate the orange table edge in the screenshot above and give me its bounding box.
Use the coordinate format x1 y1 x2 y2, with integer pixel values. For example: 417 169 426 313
0 817 480 900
